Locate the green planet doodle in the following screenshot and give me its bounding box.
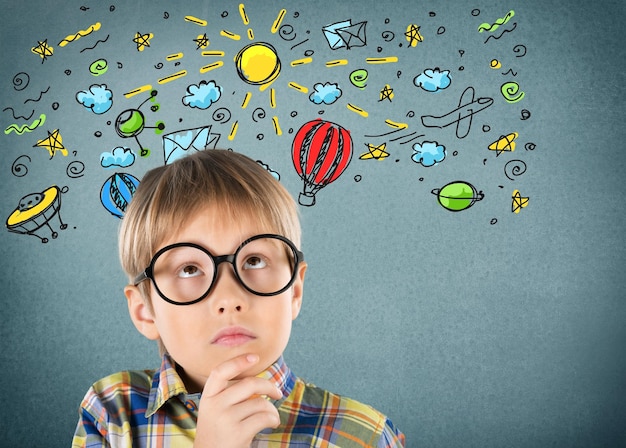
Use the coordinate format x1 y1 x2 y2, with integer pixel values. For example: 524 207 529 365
431 181 484 212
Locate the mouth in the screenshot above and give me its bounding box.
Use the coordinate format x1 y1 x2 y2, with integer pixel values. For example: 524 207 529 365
211 326 257 347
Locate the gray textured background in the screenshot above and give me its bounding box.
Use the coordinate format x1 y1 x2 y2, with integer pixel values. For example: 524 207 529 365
1 0 625 446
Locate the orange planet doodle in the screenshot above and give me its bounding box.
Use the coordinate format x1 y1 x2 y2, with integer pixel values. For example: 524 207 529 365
6 186 68 243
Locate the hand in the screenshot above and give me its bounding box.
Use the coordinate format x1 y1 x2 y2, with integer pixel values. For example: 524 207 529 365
193 354 283 448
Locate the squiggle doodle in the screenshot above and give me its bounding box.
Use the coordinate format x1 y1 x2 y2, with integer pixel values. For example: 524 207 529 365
58 22 101 47
80 34 110 53
24 86 50 104
478 10 514 32
484 23 518 43
3 107 35 121
4 114 46 135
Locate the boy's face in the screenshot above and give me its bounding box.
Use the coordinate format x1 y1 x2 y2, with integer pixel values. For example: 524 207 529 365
125 206 306 392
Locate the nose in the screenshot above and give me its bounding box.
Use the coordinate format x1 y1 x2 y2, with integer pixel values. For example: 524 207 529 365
210 258 248 314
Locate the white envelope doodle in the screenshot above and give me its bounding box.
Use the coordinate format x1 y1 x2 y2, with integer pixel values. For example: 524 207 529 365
322 19 367 50
162 125 221 165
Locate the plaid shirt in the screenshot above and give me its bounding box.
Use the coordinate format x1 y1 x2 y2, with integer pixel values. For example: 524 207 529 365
72 354 405 447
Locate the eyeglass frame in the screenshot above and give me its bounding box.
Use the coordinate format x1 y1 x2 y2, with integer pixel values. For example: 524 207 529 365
133 233 305 306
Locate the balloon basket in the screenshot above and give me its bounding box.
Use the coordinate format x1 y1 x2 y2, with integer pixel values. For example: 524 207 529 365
298 192 316 207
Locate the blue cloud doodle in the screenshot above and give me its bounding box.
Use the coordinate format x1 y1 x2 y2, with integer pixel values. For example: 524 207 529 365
76 84 113 114
182 80 222 109
412 141 446 167
100 146 135 168
413 68 451 93
309 82 342 105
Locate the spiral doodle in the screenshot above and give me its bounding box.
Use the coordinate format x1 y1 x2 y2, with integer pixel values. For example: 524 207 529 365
252 107 266 122
154 62 164 69
501 81 525 103
278 24 296 41
521 109 531 120
13 72 30 91
525 142 536 151
89 58 108 76
513 44 527 57
11 155 31 177
349 69 368 89
66 160 86 178
504 159 527 181
212 107 231 124
382 31 395 42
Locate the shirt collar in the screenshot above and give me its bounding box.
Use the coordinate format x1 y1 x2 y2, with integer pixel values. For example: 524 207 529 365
254 355 296 407
146 353 188 417
146 354 296 417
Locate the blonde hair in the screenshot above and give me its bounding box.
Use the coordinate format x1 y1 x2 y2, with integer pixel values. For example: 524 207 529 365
119 149 301 300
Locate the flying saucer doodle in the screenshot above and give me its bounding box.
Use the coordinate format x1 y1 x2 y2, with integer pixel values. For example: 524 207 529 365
6 185 68 243
431 181 484 212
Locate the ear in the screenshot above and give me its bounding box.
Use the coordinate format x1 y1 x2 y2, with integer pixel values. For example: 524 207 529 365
125 285 160 341
290 262 307 321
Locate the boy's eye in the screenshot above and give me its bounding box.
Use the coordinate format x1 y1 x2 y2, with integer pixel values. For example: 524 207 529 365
242 256 267 270
177 264 203 278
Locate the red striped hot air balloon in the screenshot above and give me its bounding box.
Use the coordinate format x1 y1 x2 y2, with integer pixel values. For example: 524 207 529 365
292 118 353 206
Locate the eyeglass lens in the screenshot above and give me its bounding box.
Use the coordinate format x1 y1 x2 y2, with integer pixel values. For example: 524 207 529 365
151 236 296 303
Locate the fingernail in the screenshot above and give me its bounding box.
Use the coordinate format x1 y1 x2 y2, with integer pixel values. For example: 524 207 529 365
246 354 259 363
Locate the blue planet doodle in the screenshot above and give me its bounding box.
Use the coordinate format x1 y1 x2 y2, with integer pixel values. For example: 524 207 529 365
100 173 140 218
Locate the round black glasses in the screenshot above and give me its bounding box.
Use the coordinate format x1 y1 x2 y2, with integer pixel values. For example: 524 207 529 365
134 234 304 306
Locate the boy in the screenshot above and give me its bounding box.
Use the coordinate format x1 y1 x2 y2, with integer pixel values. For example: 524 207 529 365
72 149 405 447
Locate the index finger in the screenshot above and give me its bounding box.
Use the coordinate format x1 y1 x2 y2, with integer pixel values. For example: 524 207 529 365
202 353 260 397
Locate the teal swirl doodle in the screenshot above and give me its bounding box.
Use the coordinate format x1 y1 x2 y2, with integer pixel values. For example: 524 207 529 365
501 82 525 103
4 113 46 135
478 10 515 32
